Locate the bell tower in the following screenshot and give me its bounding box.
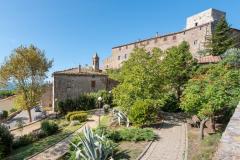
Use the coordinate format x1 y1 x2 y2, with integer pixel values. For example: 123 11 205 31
92 53 99 72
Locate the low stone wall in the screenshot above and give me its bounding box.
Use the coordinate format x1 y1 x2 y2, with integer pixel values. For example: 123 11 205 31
213 102 240 160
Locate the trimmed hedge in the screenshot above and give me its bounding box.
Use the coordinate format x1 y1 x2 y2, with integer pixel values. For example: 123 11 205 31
69 113 88 122
65 111 88 121
0 110 8 120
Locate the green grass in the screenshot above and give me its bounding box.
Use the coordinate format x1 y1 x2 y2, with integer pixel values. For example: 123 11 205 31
100 114 111 126
191 133 221 160
5 119 83 160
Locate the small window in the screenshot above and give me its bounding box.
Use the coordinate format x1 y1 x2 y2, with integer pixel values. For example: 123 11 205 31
164 37 167 41
154 38 158 43
106 65 109 68
173 36 176 40
194 40 198 45
126 45 128 49
91 81 96 88
118 56 121 60
195 22 198 27
200 26 202 30
183 32 186 35
119 47 121 51
146 41 149 45
124 54 127 59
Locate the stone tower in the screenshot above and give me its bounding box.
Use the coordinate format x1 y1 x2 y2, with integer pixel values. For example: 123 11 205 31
92 53 99 72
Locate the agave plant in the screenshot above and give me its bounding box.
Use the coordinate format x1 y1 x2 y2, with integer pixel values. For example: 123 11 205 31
112 109 130 127
70 126 115 160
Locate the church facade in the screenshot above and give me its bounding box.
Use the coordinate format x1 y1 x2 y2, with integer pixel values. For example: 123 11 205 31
104 8 240 69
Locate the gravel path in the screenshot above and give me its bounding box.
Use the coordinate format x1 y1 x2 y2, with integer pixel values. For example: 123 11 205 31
28 111 102 160
140 114 187 160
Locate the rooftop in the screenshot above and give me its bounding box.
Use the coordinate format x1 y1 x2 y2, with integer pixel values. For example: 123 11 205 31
196 55 221 64
53 67 106 76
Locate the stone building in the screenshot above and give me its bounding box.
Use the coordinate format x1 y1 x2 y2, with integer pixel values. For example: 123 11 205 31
104 8 240 69
52 54 117 111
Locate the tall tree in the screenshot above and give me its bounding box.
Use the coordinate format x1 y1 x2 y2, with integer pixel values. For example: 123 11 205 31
207 17 237 55
180 50 240 139
0 45 53 122
160 41 197 101
113 47 166 113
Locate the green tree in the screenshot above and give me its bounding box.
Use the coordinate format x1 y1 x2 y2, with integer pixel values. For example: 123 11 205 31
161 41 197 101
207 17 237 55
180 51 240 139
113 48 166 114
0 45 53 122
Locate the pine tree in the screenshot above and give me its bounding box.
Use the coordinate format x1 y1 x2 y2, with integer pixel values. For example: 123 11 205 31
208 17 236 56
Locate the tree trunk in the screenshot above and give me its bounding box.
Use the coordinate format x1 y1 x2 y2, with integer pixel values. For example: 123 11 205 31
210 116 216 133
27 108 32 122
200 118 209 140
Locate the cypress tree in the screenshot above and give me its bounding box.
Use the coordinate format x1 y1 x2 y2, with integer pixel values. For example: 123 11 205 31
208 17 236 56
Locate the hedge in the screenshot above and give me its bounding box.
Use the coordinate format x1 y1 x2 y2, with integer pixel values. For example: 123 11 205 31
69 113 88 122
65 111 88 121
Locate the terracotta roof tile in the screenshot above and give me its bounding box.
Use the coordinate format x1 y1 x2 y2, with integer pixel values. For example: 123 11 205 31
53 67 106 76
197 55 221 64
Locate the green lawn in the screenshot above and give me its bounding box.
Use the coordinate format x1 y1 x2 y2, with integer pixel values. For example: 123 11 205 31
5 118 83 160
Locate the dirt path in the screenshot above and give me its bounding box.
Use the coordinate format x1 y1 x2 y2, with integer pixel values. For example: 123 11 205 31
140 113 187 160
28 112 101 160
11 121 42 137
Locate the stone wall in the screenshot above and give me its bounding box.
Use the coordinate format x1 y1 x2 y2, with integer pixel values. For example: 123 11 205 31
104 23 212 69
53 74 109 110
213 102 240 160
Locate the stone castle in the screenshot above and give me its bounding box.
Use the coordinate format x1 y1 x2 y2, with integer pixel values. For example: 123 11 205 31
104 8 240 69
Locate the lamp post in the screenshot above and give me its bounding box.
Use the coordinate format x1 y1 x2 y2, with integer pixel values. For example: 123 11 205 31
97 96 102 126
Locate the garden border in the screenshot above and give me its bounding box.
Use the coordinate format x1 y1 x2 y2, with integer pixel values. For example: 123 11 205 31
24 121 87 160
136 140 154 160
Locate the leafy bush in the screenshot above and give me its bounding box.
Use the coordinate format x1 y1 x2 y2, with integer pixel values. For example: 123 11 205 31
9 108 17 113
0 124 13 158
119 127 156 142
90 90 113 106
94 126 155 142
58 94 96 114
12 134 35 149
41 120 59 135
0 110 8 119
0 90 15 98
129 99 159 126
69 113 88 122
65 111 87 121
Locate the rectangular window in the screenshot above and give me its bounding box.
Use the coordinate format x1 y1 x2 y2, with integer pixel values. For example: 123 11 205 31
154 38 158 43
164 37 167 41
118 56 121 60
124 54 127 59
195 22 198 27
91 81 96 88
194 40 198 45
119 47 121 51
126 45 128 49
173 36 176 40
183 32 186 35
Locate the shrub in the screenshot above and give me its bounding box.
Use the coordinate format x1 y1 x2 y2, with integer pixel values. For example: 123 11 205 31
0 124 13 158
58 94 97 114
0 90 15 98
0 110 8 119
12 134 35 149
9 108 17 113
65 111 87 121
69 113 88 122
94 126 155 142
119 127 155 142
129 99 159 126
41 120 59 135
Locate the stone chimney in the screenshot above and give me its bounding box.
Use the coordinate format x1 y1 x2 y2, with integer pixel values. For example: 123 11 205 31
92 53 99 72
156 32 159 37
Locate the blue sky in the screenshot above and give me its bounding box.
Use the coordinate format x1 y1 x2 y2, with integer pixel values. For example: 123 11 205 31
0 0 239 79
